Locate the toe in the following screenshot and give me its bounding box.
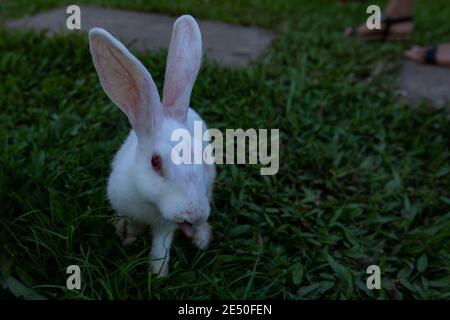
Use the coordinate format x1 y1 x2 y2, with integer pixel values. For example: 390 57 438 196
405 46 426 62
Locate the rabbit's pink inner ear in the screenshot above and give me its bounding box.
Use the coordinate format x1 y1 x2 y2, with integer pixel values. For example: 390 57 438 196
163 15 202 122
90 30 161 136
94 44 142 120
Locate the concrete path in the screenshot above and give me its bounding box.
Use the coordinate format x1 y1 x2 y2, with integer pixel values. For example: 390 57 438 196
398 60 450 107
4 6 275 68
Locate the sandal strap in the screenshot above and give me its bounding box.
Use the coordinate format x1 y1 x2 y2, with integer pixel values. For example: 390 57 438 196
381 15 414 25
381 15 414 40
424 47 437 64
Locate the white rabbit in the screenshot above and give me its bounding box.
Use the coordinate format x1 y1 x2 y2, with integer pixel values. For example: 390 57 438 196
88 15 215 277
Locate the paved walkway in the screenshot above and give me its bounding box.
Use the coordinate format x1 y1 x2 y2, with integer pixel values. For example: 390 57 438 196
4 6 450 106
4 6 275 68
398 60 450 107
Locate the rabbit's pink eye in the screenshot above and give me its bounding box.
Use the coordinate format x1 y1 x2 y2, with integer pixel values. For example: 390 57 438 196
151 154 162 171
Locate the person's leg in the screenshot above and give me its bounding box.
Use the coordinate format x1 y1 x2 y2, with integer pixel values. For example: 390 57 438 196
344 0 415 39
384 0 415 17
405 44 450 67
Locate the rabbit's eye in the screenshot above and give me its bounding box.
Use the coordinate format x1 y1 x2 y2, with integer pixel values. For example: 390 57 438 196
151 154 162 172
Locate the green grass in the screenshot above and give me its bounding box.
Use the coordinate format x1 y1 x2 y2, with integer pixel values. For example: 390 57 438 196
1 0 449 299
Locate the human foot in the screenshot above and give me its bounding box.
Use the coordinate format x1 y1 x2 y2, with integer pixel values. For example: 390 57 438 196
405 43 450 67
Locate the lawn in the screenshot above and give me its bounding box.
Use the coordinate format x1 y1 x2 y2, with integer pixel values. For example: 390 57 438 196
0 0 449 299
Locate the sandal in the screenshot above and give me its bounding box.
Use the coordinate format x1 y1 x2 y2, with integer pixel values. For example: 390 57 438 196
346 15 413 41
424 47 438 64
405 45 450 67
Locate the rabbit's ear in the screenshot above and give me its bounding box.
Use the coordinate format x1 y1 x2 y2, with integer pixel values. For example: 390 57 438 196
162 15 202 123
89 28 162 138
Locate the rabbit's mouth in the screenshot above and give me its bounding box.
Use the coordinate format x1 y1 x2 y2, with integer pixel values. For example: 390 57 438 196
178 222 194 238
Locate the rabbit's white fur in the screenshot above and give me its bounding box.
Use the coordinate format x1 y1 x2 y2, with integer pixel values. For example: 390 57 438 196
89 15 215 276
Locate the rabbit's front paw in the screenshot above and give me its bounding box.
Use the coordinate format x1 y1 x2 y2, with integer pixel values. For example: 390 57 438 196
112 217 144 246
150 260 169 277
193 223 212 250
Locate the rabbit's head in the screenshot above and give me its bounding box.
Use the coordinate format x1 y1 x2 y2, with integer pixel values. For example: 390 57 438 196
89 16 211 229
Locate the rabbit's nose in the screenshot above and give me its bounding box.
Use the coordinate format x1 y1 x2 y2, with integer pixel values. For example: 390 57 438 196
183 210 206 225
185 214 200 225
